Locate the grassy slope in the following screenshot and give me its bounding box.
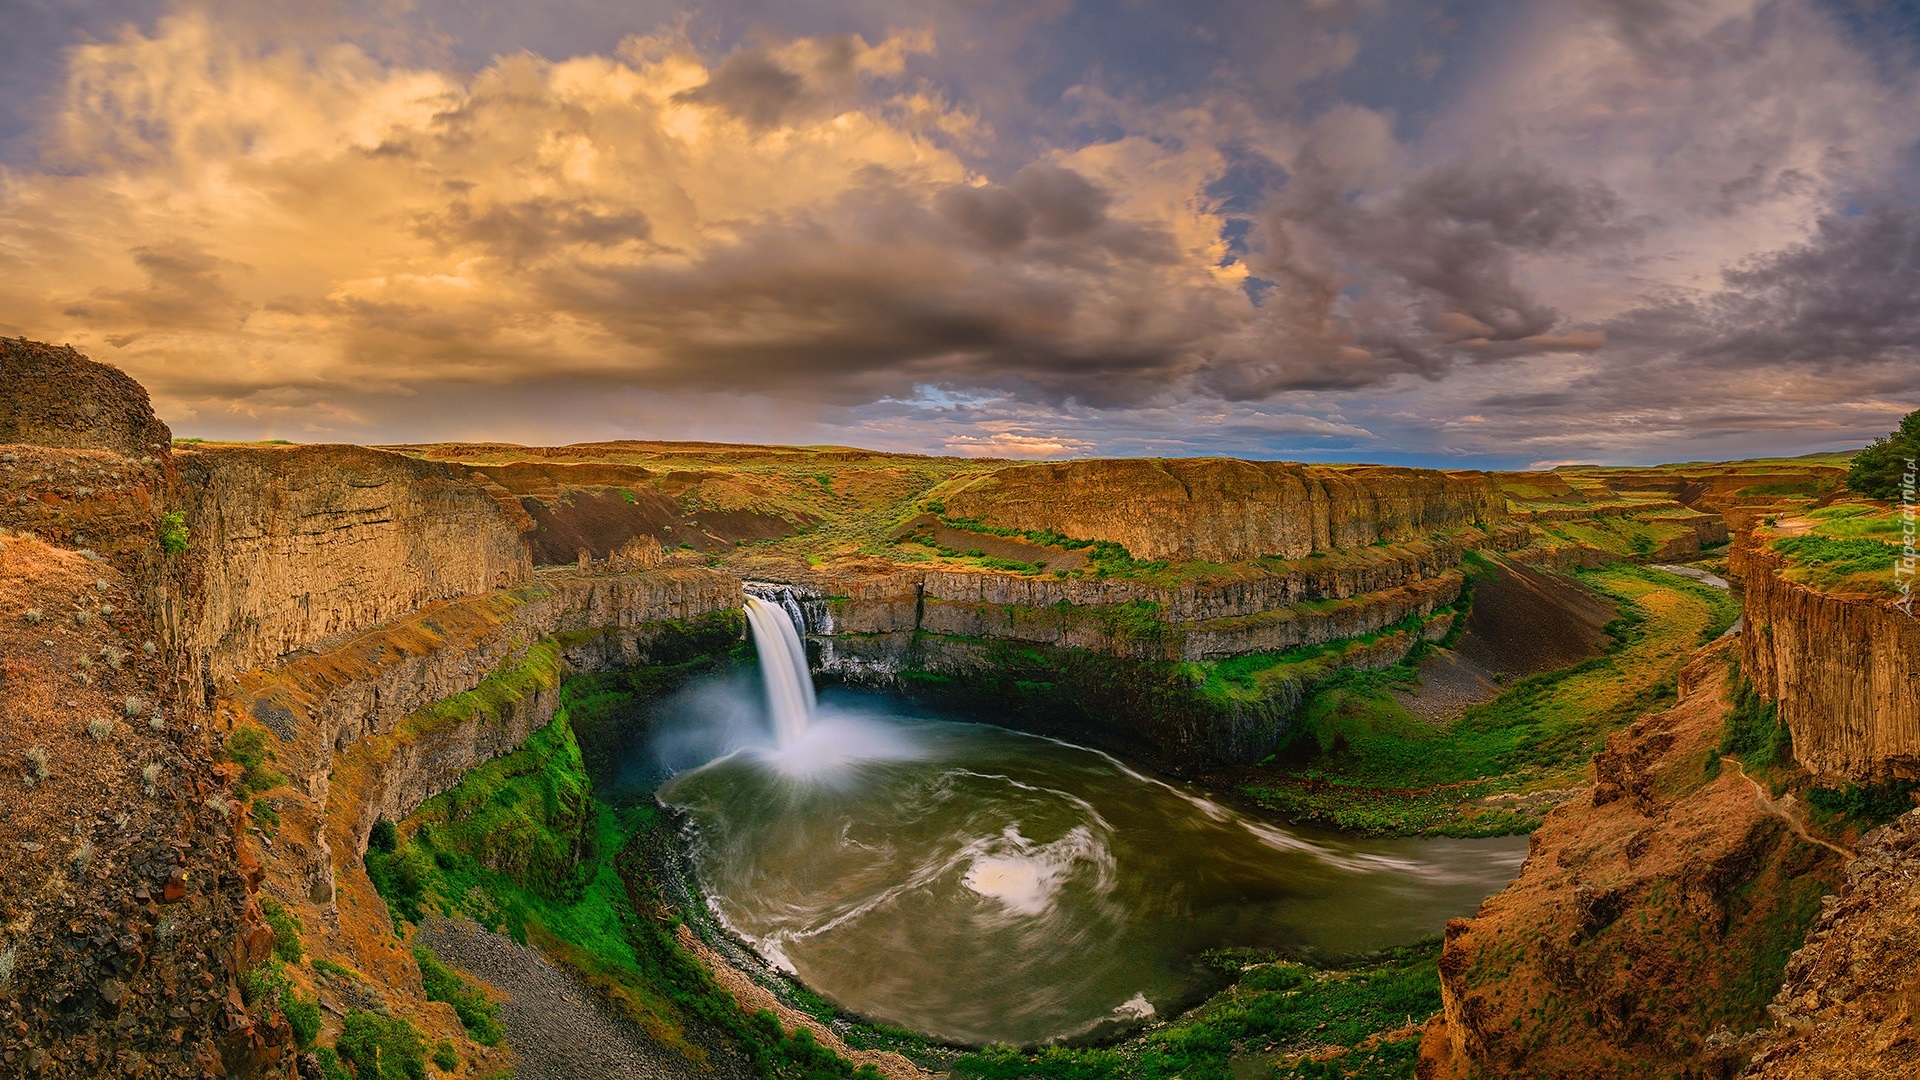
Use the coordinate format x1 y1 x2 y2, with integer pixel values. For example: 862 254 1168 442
953 945 1442 1080
1764 499 1907 597
365 672 886 1080
1238 565 1740 835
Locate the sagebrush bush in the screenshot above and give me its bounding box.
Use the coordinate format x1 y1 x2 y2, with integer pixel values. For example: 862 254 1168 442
23 747 49 782
86 717 113 742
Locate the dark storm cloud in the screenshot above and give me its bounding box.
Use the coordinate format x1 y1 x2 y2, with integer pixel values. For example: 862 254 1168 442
468 181 1236 408
62 244 251 338
674 50 809 127
419 198 655 262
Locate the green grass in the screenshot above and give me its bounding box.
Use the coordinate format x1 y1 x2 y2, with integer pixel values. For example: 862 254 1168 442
416 945 503 1046
365 677 884 1080
952 944 1442 1080
1240 565 1735 835
338 1009 428 1080
259 896 304 964
224 724 288 799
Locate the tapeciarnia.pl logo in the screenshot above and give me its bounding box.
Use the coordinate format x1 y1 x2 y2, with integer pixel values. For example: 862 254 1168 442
1899 457 1917 617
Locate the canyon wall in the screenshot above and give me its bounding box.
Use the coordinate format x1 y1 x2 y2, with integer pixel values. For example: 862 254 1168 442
167 444 534 691
0 353 278 1079
1740 544 1920 780
738 552 1464 768
935 458 1505 562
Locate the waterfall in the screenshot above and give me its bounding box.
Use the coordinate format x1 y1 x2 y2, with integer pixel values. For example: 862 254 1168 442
744 595 816 745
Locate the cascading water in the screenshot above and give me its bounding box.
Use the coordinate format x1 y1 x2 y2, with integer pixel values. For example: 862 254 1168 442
743 595 816 746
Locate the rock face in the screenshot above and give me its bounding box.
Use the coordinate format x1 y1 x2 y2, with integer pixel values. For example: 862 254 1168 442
168 444 533 689
737 551 1465 768
0 339 173 458
0 363 278 1077
1419 641 1844 1080
937 458 1504 562
1744 808 1920 1078
1740 544 1920 780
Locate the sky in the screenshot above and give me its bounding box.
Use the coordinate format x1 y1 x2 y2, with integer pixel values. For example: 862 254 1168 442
1 0 1917 467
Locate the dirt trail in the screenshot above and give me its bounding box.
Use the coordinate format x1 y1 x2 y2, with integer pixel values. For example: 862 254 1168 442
1724 758 1854 858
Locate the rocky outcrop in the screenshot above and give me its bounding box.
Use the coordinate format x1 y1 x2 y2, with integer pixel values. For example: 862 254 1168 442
1420 641 1844 1080
167 444 533 690
936 458 1504 562
1740 544 1920 780
0 339 173 458
1744 808 1920 1078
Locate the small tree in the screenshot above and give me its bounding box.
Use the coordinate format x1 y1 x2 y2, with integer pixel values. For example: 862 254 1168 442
158 510 189 554
1846 409 1920 501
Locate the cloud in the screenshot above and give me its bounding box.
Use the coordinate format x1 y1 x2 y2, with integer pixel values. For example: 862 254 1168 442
0 0 1914 467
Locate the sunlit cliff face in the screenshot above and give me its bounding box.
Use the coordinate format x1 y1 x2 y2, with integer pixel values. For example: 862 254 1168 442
0 0 1916 463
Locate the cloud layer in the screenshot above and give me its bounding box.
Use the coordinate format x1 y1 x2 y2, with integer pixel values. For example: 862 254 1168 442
0 0 1915 463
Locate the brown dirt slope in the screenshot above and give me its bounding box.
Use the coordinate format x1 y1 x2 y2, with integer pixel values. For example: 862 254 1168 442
1397 556 1617 721
1420 640 1844 1080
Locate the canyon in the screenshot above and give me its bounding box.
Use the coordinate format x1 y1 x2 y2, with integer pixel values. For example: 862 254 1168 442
0 339 1913 1080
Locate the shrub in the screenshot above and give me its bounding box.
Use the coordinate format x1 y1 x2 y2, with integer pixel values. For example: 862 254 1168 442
337 1009 428 1080
369 819 399 854
432 1041 457 1071
23 747 49 782
1846 409 1920 501
86 717 113 742
124 697 144 718
313 1048 353 1080
1807 780 1917 827
259 896 304 963
225 725 287 797
284 988 322 1050
1720 670 1792 768
159 510 190 554
142 762 161 796
21 608 40 625
365 843 433 925
415 946 502 1046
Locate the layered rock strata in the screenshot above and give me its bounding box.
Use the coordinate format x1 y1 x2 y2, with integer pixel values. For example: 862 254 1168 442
167 444 533 691
935 458 1505 562
1740 544 1920 780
